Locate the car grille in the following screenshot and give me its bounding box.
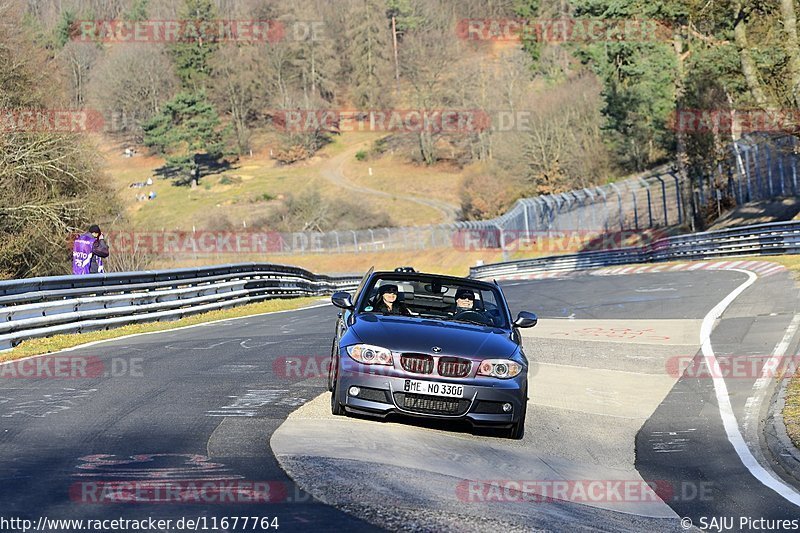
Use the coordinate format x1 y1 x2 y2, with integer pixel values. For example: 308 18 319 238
393 392 470 415
437 357 471 378
400 354 434 374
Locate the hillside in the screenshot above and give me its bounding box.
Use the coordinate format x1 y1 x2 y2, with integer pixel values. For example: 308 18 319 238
103 132 467 232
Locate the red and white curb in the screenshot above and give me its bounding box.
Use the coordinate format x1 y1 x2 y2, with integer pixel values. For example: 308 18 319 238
491 260 788 281
593 260 787 278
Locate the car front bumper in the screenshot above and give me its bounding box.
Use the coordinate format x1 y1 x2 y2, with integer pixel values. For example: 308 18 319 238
335 361 527 427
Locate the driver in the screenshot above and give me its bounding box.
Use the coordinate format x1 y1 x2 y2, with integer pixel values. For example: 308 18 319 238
452 288 477 313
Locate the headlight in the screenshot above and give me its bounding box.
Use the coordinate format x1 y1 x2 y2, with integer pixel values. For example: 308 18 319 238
477 359 523 379
347 344 394 366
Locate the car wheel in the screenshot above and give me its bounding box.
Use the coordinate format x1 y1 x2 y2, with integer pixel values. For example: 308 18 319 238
330 367 345 416
327 338 337 392
507 389 527 440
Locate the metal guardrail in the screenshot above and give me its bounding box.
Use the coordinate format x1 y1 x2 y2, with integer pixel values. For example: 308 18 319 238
0 263 360 351
469 220 800 280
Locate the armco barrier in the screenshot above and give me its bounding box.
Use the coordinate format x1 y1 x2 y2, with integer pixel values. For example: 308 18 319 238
469 220 800 280
0 263 360 351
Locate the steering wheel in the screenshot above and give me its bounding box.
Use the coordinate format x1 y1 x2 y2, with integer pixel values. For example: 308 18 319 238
453 309 492 325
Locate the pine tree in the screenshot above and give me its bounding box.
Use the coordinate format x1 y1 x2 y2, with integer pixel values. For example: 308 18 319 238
170 0 219 91
54 9 77 49
346 0 392 108
142 91 230 185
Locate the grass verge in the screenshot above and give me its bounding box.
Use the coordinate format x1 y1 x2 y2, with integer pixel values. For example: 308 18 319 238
0 296 322 363
786 371 800 450
757 256 800 450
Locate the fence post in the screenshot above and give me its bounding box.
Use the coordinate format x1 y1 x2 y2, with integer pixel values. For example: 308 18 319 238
351 231 358 253
584 188 597 229
640 179 654 228
766 144 774 197
609 182 624 230
595 187 608 229
744 149 753 202
632 189 639 230
334 231 341 253
655 175 668 226
669 173 683 225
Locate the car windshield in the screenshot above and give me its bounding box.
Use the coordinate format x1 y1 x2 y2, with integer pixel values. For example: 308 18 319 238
358 276 509 328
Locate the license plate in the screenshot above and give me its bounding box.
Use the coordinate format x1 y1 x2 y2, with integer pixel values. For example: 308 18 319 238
403 379 464 398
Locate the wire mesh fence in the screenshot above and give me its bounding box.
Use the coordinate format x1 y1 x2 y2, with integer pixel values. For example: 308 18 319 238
127 134 798 258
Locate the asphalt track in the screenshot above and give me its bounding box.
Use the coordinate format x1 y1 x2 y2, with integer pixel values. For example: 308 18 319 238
1 266 799 532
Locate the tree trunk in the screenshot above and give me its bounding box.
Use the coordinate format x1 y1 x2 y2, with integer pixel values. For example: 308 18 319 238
733 2 769 108
672 26 697 230
392 15 400 88
780 0 800 108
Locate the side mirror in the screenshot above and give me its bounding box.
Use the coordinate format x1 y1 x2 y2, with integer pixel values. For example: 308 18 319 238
331 291 354 310
513 311 538 328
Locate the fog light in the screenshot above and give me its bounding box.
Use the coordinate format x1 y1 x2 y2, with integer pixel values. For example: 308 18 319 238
502 403 513 413
349 386 360 397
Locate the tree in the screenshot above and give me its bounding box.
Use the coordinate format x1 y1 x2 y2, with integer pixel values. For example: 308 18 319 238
170 0 219 91
0 0 116 278
346 0 392 108
88 43 178 142
210 44 266 153
142 90 230 185
53 8 77 49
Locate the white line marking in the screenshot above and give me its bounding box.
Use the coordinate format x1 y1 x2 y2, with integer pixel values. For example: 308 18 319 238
701 269 800 507
754 313 800 392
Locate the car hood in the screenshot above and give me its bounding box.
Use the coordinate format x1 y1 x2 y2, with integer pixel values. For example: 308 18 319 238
349 314 517 359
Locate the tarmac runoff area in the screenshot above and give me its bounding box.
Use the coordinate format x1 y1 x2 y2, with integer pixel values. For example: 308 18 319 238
271 317 701 531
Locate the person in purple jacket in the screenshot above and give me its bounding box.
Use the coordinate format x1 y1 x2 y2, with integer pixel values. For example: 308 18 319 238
72 224 109 275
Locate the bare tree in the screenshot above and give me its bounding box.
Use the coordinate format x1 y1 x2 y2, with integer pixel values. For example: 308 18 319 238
88 43 178 141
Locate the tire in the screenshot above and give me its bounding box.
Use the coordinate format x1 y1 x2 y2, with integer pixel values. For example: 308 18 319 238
330 366 345 416
327 338 337 392
506 389 527 440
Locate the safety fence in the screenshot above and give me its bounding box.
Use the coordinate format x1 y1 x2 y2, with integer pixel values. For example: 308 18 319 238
0 264 360 351
469 220 800 280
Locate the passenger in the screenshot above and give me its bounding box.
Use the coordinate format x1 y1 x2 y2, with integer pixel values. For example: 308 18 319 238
374 284 411 316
